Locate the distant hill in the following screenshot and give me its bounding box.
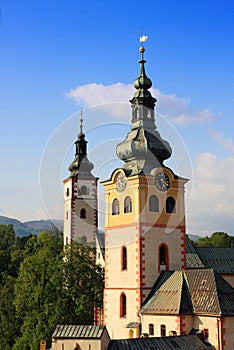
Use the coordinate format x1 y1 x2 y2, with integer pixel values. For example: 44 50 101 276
0 215 63 237
188 234 202 242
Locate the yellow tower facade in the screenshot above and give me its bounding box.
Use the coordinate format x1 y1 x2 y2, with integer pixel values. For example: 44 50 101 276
102 45 188 339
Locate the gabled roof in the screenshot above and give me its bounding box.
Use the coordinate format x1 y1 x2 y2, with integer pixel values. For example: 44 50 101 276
142 270 174 306
140 271 192 315
108 334 215 350
186 235 234 274
186 236 205 269
185 269 221 314
195 247 234 274
140 269 234 316
52 325 106 339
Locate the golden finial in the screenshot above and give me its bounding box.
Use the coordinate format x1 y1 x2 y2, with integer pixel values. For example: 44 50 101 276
139 35 148 56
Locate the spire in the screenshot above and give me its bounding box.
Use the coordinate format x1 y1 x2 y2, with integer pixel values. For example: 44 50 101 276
80 108 83 134
68 110 94 178
133 46 153 95
130 41 157 130
116 38 172 175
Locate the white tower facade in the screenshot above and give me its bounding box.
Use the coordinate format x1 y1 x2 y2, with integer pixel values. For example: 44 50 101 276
63 114 98 246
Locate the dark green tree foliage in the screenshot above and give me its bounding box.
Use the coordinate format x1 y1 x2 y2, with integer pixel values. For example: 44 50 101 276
0 225 27 349
0 225 104 349
0 276 20 350
0 224 15 281
62 242 104 325
13 231 64 350
195 232 234 247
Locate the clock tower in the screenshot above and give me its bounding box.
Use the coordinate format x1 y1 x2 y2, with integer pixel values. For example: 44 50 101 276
102 45 188 339
63 112 98 246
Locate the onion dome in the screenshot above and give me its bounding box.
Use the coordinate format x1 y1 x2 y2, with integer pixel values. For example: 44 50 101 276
116 43 172 175
68 110 94 178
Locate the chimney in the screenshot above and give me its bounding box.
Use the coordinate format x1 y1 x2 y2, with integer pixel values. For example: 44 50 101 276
40 340 46 350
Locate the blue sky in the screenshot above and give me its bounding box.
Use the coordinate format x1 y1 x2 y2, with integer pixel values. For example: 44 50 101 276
1 0 234 236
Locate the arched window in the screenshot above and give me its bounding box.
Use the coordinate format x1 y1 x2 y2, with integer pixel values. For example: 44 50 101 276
129 329 133 339
159 244 167 266
149 195 159 212
166 196 176 213
121 246 127 270
74 343 80 350
80 208 86 219
203 328 209 340
120 293 127 317
81 185 88 195
81 235 87 244
124 196 132 213
149 323 154 336
112 198 120 215
161 324 166 337
158 244 169 272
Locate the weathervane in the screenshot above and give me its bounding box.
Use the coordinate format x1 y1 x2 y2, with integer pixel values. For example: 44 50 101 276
139 35 148 58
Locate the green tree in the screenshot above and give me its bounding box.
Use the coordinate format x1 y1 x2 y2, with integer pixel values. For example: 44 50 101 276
13 231 63 350
0 277 20 350
1 228 103 349
0 225 30 349
0 224 16 282
62 242 104 324
195 231 233 247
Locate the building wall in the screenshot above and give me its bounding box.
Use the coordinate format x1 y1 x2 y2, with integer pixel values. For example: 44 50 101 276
63 177 98 246
193 315 219 349
221 317 234 350
141 314 180 337
141 313 234 349
104 288 141 339
103 168 187 339
52 330 110 350
63 178 73 245
142 225 185 287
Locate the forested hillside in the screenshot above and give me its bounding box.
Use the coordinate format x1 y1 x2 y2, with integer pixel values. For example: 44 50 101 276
0 216 63 237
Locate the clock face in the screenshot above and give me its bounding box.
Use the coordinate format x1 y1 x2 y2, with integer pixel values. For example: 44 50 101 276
155 172 170 191
116 173 127 192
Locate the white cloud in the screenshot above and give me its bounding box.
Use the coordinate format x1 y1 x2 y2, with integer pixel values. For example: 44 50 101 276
66 83 133 106
66 83 133 118
186 153 234 236
210 129 234 154
66 83 215 125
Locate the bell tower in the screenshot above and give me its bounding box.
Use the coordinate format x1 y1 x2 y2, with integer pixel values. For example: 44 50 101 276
102 43 188 339
63 111 98 246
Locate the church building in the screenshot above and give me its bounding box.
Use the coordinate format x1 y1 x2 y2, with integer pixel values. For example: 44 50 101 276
58 42 234 350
